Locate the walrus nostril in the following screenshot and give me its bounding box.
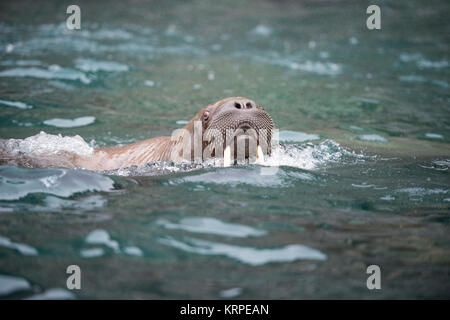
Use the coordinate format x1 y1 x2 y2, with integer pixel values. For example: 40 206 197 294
234 102 242 109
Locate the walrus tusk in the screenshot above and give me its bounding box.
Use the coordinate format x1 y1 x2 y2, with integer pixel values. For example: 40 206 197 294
256 145 265 164
223 145 231 167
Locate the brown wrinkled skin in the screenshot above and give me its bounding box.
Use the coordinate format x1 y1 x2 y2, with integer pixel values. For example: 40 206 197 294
0 97 274 170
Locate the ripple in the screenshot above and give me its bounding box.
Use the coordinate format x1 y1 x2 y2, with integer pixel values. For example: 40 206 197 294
249 24 272 37
397 188 448 197
0 166 115 200
357 134 388 142
156 217 267 237
42 195 107 212
0 235 38 255
172 167 288 188
417 59 448 69
25 288 75 300
43 116 96 128
80 247 105 258
219 287 242 298
425 133 444 140
85 229 120 253
399 75 426 83
0 60 42 67
75 59 129 72
0 99 33 109
159 237 327 266
0 274 31 296
279 130 320 143
289 60 342 76
380 195 395 201
0 65 92 84
124 246 143 256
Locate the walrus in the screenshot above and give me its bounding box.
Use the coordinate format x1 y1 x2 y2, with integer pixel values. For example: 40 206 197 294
0 97 274 170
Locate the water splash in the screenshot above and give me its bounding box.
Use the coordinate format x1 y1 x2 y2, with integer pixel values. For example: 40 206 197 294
105 140 362 176
2 131 94 156
265 140 362 170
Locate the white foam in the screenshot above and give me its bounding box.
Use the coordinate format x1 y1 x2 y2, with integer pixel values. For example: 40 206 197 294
0 235 38 256
265 140 356 170
159 237 327 266
0 99 33 109
156 217 267 238
0 274 31 296
43 116 95 128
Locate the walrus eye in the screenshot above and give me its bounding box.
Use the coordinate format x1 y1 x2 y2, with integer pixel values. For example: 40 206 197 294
203 110 210 121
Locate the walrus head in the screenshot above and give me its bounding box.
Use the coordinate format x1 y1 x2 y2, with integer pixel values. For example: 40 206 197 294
173 97 274 166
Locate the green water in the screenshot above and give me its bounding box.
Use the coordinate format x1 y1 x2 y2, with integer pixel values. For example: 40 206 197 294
0 0 449 299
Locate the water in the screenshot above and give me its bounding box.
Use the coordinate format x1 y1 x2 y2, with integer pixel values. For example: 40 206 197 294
0 0 449 299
